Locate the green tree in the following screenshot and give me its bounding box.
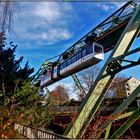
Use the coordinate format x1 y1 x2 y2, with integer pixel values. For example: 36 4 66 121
0 80 53 138
0 33 34 103
0 34 52 138
13 80 53 128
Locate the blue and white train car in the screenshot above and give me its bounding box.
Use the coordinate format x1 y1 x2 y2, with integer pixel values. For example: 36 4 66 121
40 70 53 87
40 42 104 88
59 42 104 76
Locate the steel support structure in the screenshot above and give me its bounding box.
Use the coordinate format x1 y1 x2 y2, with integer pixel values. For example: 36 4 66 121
101 85 140 138
110 107 140 139
71 74 86 99
66 3 140 138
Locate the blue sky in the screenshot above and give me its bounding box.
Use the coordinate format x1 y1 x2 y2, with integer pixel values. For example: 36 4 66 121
6 2 140 96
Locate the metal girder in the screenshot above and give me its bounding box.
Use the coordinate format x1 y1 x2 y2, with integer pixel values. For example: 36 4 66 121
114 111 135 121
58 1 137 62
71 74 86 99
112 47 140 62
102 47 140 78
110 107 140 139
103 85 140 138
104 123 112 139
32 61 52 85
66 3 140 138
105 111 135 139
106 56 140 76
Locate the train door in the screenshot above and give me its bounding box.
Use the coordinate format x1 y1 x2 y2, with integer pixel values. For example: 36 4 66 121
59 61 67 76
40 70 52 87
81 44 93 63
93 43 104 59
53 66 59 80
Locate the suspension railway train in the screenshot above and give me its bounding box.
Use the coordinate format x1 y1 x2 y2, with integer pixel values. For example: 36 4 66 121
39 42 104 88
35 1 138 89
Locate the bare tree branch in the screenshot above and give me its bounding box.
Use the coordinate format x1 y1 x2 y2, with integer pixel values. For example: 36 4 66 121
0 1 19 32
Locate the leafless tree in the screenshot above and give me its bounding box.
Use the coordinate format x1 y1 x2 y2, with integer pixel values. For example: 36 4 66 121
110 75 127 89
73 65 127 100
0 1 19 32
105 74 127 99
79 65 100 90
72 65 100 100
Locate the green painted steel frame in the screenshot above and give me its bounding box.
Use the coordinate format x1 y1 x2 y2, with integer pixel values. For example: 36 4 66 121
71 74 87 98
103 85 140 138
110 107 140 139
58 1 136 62
66 3 140 139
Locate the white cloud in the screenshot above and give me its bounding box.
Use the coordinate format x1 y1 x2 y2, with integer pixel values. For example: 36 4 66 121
96 2 125 12
110 2 125 9
13 2 73 46
41 28 72 44
11 2 126 47
96 3 110 11
33 3 62 24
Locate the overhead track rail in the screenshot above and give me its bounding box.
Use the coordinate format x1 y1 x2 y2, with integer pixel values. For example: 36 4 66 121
32 1 139 88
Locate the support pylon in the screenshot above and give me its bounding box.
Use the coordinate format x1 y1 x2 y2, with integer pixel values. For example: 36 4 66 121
66 3 140 138
71 74 86 99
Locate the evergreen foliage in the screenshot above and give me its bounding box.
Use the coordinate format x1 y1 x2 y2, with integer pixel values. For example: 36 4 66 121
0 33 34 100
0 33 52 138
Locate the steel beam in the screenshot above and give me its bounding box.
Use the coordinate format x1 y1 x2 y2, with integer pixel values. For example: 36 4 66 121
71 74 86 99
110 108 140 139
105 123 112 139
66 3 140 138
104 111 136 138
114 111 135 121
99 85 140 138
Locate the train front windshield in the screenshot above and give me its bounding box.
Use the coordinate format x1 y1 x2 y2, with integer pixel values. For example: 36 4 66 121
94 45 103 54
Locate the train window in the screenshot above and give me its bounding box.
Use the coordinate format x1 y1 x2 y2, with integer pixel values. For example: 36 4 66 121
46 74 50 78
71 55 77 63
67 58 72 65
77 52 81 59
43 72 50 79
64 62 67 68
82 49 86 57
60 62 66 70
53 67 57 73
86 46 93 54
60 63 63 70
94 45 102 54
42 70 48 75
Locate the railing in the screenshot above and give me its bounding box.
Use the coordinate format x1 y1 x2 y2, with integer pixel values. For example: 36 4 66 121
49 106 79 115
14 123 69 139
